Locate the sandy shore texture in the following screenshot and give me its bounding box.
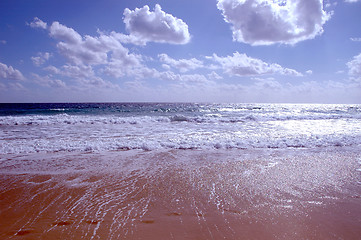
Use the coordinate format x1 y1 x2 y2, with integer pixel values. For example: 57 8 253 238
0 148 360 239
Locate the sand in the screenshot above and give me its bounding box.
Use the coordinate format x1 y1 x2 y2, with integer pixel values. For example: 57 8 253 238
0 148 360 239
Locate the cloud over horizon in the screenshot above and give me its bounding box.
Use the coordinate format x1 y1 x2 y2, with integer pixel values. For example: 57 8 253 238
158 54 204 73
210 52 303 76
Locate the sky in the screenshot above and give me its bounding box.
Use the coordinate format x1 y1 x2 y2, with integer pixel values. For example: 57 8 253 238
0 0 361 103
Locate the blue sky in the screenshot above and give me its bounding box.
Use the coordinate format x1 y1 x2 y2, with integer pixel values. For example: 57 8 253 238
0 0 361 103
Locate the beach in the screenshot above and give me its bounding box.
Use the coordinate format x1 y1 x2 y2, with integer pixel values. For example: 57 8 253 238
0 103 360 239
1 148 360 239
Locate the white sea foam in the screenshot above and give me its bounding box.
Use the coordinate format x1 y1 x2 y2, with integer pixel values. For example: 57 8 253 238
0 104 360 154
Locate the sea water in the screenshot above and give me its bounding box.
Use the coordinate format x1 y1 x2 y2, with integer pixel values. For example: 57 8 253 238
1 103 360 154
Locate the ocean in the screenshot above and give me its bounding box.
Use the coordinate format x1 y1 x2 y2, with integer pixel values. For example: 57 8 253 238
0 103 360 239
1 103 361 153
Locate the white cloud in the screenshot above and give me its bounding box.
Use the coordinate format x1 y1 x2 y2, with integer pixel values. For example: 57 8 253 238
61 64 96 79
217 0 331 45
0 62 25 81
159 71 210 83
42 64 120 89
306 70 313 75
347 53 361 77
44 65 60 74
123 4 191 45
31 17 191 82
180 74 210 83
325 0 338 8
350 37 361 42
345 0 360 3
31 52 51 66
31 73 66 88
43 20 146 78
208 71 223 80
49 22 82 44
110 32 149 46
8 82 25 91
28 17 47 29
158 54 204 72
48 22 109 65
211 52 302 76
103 48 144 78
43 64 96 80
254 78 283 90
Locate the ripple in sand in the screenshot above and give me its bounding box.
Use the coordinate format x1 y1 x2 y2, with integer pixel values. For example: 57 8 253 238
84 220 101 225
9 229 34 236
166 212 182 216
52 220 73 226
27 175 52 184
141 220 155 224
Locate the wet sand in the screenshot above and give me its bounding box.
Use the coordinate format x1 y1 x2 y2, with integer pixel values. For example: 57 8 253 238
0 148 360 239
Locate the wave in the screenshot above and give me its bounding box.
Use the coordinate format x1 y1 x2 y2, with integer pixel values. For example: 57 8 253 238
1 104 361 154
1 136 360 154
1 120 360 154
1 109 360 127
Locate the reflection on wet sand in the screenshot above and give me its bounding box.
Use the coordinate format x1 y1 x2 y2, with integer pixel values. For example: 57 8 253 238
0 148 360 239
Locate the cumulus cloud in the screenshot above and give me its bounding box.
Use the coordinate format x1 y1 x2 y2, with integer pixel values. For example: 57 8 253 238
347 53 361 77
254 77 283 90
61 64 96 80
110 32 148 46
29 16 192 82
211 52 302 76
28 17 47 29
217 0 331 45
31 73 66 88
123 4 191 45
43 64 95 80
158 54 204 72
48 22 113 65
42 19 146 79
49 22 82 44
0 62 25 81
324 0 337 8
208 71 223 80
103 48 144 78
44 65 60 74
159 71 210 83
42 64 120 89
31 52 51 66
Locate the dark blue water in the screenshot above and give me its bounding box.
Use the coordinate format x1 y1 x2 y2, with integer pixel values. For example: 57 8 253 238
0 103 206 116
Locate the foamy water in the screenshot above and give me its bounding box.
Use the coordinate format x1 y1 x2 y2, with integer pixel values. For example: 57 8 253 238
1 103 360 153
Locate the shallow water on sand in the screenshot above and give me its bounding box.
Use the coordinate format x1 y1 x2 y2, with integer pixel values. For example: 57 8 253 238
0 147 360 239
